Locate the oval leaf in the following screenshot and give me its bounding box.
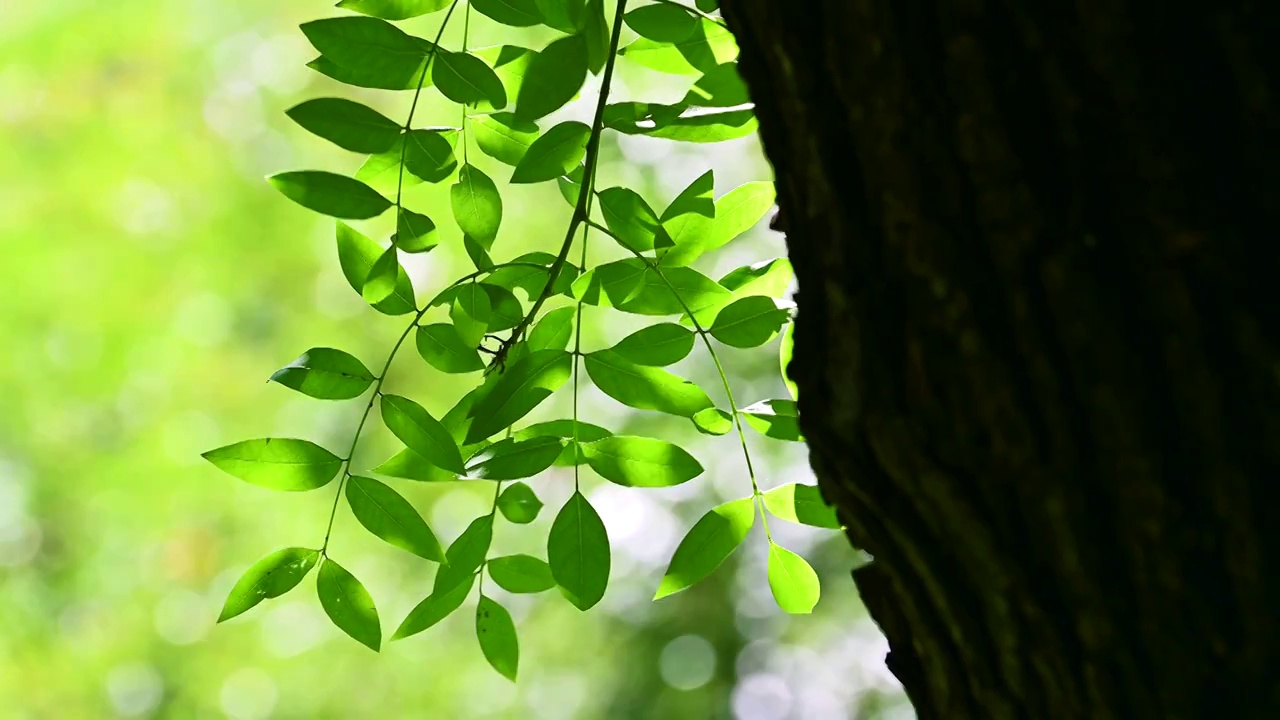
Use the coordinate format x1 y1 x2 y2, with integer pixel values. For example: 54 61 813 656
433 50 508 108
762 483 840 529
269 171 391 219
692 407 733 436
381 395 466 474
527 306 576 352
464 349 573 444
218 548 319 622
583 349 713 418
548 491 610 611
581 436 703 487
515 34 587 121
394 573 474 640
742 398 803 442
472 112 540 166
203 438 341 492
476 595 519 681
767 543 820 614
301 17 432 90
317 558 381 651
465 437 563 480
396 207 440 253
417 323 485 373
347 475 446 561
435 514 494 595
472 0 544 27
451 164 502 247
511 121 590 184
402 129 460 183
599 187 662 252
496 482 544 524
610 323 694 366
285 97 402 154
450 283 492 348
336 222 416 315
337 0 453 20
709 296 789 348
654 496 754 599
488 554 555 593
269 347 374 400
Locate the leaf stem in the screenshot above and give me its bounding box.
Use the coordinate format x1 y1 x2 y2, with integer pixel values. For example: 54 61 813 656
394 0 461 223
489 0 630 370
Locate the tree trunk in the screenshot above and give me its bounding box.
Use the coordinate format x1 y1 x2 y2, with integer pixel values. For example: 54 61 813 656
721 1 1280 717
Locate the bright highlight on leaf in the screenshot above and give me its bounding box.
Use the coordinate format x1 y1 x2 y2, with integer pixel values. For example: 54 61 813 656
203 439 342 492
497 482 544 524
761 483 840 529
655 496 754 599
381 395 466 475
581 436 703 487
218 548 319 622
767 543 821 614
270 348 375 400
511 121 591 184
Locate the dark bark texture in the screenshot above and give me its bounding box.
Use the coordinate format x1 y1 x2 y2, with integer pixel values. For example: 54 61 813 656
722 1 1280 717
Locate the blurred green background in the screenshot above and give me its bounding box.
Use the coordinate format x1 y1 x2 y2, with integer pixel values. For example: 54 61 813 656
0 1 910 718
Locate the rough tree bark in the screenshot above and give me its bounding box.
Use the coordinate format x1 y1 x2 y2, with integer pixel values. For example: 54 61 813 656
721 1 1279 718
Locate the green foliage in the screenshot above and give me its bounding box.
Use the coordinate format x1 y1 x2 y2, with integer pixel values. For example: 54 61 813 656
203 0 841 680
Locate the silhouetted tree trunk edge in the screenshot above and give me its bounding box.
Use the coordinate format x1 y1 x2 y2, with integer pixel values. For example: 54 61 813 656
722 2 1279 718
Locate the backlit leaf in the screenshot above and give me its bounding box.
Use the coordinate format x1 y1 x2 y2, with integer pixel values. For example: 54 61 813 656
452 164 502 248
527 306 575 351
535 0 585 33
347 475 446 561
465 437 563 480
654 497 754 599
203 439 341 492
464 350 573 444
618 17 737 75
496 482 543 524
270 347 375 400
393 573 473 640
692 407 733 436
472 113 540 166
767 543 820 614
396 207 440 253
337 222 416 315
660 181 775 267
548 491 609 610
301 16 433 89
317 559 381 651
512 419 611 466
780 322 798 400
762 483 840 529
434 514 494 595
381 395 466 475
511 121 590 184
450 283 492 348
476 595 519 681
515 34 587 121
472 0 543 27
709 296 789 348
581 436 703 487
610 323 694 366
417 323 484 374
584 349 713 417
433 50 508 108
337 0 452 20
362 246 402 305
599 187 662 252
742 399 803 442
218 548 319 622
487 555 555 593
402 128 460 183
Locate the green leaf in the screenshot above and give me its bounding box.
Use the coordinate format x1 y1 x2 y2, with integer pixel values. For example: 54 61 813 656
465 437 563 480
472 0 543 27
742 399 803 442
472 45 539 113
372 448 455 483
780 322 798 400
660 181 775 267
599 187 662 252
362 246 402 305
393 573 473 640
203 439 341 492
685 62 750 107
692 407 733 436
337 224 417 313
639 107 759 144
452 164 502 248
548 491 609 610
317 559 381 651
654 496 754 599
696 0 719 11
515 34 587 121
571 258 647 307
476 595 519 681
285 98 401 154
416 323 484 374
268 171 391 219
535 0 585 32
481 283 524 331
393 208 439 254
308 55 425 91
464 350 573 444
269 348 374 400
767 543 820 614
581 436 703 487
762 483 840 529
527 306 575 352
487 555 555 593
512 419 611 466
661 169 715 224
301 17 433 89
337 0 453 20
433 50 508 108
557 164 584 206
615 266 731 324
623 4 698 42
435 515 494 595
511 121 590 184
381 395 466 474
472 113 540 166
709 296 790 348
346 475 446 561
610 323 694 366
618 17 737 75
402 129 460 183
465 234 495 271
218 548 319 622
720 257 793 300
450 283 492 348
496 482 544 524
583 0 609 74
584 349 713 417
